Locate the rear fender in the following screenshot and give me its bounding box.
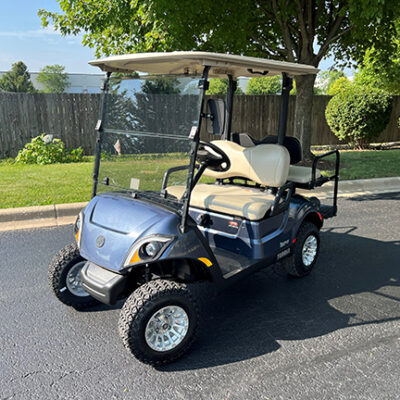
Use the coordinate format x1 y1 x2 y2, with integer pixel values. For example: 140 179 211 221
292 203 323 241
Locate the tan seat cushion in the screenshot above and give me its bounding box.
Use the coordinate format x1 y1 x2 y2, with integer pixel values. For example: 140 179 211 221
288 165 322 184
167 184 276 220
204 141 290 188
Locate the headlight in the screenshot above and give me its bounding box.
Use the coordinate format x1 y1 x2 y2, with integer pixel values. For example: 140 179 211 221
123 236 173 268
74 212 83 247
142 241 162 258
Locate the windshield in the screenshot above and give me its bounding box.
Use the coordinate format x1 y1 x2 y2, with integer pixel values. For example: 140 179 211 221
98 74 203 200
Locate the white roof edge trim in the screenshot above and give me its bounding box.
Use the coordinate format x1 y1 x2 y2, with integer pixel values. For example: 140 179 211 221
89 51 318 78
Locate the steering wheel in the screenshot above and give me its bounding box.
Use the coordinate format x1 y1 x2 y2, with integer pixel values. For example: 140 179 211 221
197 141 230 172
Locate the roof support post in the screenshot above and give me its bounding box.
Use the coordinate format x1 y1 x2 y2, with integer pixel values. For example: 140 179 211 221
92 71 111 198
224 75 236 141
277 73 293 145
180 66 210 233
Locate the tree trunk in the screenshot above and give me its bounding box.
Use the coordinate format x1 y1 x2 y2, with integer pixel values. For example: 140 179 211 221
293 74 317 162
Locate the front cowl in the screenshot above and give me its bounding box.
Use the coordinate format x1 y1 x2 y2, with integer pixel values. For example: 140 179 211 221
79 192 180 272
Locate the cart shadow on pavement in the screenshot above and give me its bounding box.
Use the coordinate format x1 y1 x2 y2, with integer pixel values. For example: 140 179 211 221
159 226 400 371
347 191 400 202
73 300 124 312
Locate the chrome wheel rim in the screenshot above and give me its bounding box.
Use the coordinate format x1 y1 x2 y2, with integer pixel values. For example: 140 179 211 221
145 306 189 352
66 261 89 297
302 235 318 267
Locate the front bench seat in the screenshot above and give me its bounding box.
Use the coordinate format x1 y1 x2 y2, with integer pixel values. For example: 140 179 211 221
167 185 277 220
167 141 290 220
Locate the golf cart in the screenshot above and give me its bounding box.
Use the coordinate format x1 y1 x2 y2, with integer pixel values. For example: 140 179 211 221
48 52 339 365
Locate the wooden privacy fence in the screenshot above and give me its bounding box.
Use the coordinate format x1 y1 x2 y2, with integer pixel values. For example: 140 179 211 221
203 95 400 145
1 93 400 158
0 93 100 158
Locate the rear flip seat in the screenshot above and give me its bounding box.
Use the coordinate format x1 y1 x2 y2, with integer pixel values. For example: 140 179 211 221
287 165 322 184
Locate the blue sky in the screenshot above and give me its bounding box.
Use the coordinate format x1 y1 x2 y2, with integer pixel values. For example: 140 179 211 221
0 0 96 73
0 0 348 75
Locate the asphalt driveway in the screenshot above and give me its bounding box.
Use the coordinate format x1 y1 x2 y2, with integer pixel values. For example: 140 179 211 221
1 192 400 400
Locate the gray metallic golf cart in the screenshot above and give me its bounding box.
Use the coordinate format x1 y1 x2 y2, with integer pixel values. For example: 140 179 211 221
48 52 339 365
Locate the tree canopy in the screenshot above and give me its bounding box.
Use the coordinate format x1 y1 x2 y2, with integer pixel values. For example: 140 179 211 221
36 64 70 93
354 48 400 95
207 79 243 95
327 76 352 96
318 70 346 94
39 1 399 65
39 0 400 158
0 62 36 93
141 77 181 94
246 76 281 95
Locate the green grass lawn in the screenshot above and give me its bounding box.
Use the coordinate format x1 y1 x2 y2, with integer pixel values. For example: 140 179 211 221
0 153 192 208
325 149 400 180
1 149 399 208
0 162 93 208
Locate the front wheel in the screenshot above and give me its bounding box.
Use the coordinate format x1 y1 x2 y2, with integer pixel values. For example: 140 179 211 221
48 243 99 309
118 279 199 365
282 222 320 277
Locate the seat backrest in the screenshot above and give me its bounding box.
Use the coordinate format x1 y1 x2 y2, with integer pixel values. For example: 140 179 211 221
204 140 290 187
260 135 302 164
232 133 302 164
231 132 257 147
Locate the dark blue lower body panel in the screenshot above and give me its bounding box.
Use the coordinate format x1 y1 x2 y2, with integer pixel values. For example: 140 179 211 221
187 194 318 282
189 206 292 261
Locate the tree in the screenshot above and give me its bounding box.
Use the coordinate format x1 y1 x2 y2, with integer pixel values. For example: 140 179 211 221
326 76 352 96
141 77 180 94
39 1 400 160
352 21 400 95
207 78 243 95
108 72 139 92
246 76 281 94
104 75 194 155
36 64 70 93
317 70 346 94
289 80 323 95
354 48 400 95
0 61 36 93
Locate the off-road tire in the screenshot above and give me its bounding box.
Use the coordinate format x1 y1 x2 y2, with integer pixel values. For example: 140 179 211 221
48 243 99 309
282 222 320 278
118 279 199 365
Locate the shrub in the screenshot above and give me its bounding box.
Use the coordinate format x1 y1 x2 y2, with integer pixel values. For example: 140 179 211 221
0 158 15 166
325 86 392 148
15 133 84 164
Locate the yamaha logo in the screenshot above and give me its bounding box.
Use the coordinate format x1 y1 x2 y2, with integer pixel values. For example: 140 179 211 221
96 235 105 248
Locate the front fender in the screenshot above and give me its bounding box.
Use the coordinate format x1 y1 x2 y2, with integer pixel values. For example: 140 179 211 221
161 222 223 282
79 192 183 272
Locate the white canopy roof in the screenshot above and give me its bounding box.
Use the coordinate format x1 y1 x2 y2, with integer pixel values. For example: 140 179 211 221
89 51 318 78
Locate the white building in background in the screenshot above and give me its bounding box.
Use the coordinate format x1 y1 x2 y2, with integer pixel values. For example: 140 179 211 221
0 71 105 93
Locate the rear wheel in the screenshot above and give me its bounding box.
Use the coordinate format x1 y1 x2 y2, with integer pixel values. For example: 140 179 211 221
48 243 99 309
282 222 320 277
118 279 199 365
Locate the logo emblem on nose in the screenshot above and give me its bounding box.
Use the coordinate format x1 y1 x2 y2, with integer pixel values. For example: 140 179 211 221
96 235 105 248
